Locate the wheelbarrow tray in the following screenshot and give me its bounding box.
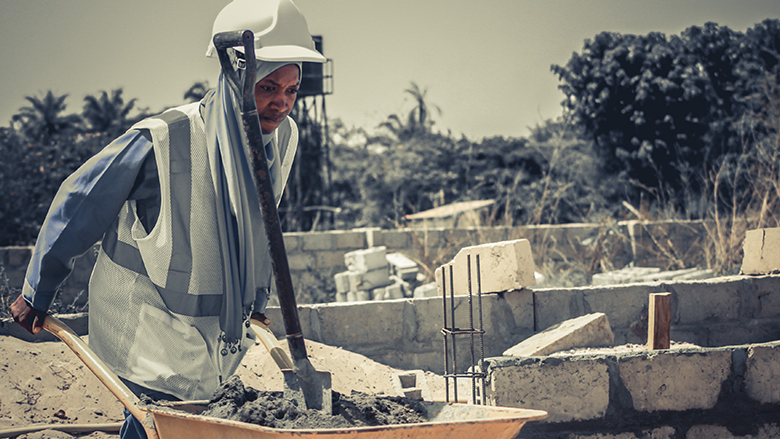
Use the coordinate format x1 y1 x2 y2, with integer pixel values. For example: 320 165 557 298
144 400 547 439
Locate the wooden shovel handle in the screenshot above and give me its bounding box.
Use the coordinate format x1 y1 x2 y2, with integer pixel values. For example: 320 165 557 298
42 316 158 438
250 318 294 371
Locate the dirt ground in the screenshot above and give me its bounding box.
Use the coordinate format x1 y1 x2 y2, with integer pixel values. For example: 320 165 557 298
0 332 467 439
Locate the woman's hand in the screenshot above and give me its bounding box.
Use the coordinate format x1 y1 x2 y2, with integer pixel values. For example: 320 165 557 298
11 294 46 335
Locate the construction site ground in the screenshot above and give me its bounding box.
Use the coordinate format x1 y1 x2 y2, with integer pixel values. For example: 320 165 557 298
0 333 472 439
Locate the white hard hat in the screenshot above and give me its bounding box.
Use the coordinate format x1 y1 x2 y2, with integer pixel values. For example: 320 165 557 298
206 0 326 63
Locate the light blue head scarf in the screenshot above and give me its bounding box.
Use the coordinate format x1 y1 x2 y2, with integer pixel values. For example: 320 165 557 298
202 53 301 348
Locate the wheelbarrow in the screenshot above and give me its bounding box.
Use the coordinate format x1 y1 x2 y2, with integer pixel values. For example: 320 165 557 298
42 314 547 439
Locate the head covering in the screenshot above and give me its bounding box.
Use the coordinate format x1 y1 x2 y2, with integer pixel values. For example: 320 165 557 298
201 56 300 349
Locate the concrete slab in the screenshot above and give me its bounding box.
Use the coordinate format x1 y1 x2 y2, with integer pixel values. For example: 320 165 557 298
742 228 780 275
450 239 536 295
503 312 614 357
618 349 731 412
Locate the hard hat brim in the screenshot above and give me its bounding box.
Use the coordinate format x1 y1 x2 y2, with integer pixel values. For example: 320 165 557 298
206 43 326 64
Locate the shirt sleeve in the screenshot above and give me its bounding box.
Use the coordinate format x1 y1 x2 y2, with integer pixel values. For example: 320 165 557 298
23 130 155 312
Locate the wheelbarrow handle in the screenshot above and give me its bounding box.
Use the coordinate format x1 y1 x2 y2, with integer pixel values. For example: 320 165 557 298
250 318 294 371
42 315 159 439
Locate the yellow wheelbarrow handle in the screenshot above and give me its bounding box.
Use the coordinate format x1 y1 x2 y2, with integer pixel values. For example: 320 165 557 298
42 315 159 439
250 318 294 370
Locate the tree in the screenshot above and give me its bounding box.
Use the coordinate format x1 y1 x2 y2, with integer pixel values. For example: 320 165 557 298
82 89 138 136
184 81 211 103
375 81 441 144
552 20 780 203
11 91 82 142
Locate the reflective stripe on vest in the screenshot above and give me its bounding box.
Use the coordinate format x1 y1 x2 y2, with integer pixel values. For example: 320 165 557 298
102 109 222 317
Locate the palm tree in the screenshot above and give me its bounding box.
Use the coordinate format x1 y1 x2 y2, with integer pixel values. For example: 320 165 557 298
404 82 441 134
184 81 211 103
82 89 137 135
375 81 441 145
11 91 82 142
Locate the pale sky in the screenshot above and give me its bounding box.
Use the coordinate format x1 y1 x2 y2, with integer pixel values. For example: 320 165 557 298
1 1 779 140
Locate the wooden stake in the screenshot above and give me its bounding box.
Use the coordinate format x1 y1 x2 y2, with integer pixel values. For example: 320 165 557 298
647 293 672 350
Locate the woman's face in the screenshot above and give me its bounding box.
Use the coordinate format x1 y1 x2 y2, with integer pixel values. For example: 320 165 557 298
254 64 300 134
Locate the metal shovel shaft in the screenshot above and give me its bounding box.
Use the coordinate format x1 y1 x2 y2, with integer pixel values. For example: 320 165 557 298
213 30 332 413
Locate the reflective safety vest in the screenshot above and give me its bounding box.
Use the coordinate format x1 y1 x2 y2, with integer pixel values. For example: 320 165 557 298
87 102 297 401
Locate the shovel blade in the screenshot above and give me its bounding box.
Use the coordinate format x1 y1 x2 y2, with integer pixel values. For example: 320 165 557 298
283 364 332 414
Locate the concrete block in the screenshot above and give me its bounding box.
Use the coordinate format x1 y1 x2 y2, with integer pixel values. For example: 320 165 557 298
282 233 301 251
386 252 418 281
485 356 610 423
333 230 366 249
755 277 780 319
344 246 388 272
413 282 438 299
348 266 391 291
334 271 351 294
316 300 406 347
301 233 334 251
385 282 404 300
675 279 744 324
382 230 410 249
503 312 614 357
450 239 536 296
502 288 535 333
335 292 347 303
315 250 346 269
618 349 731 412
745 341 780 404
287 252 315 271
582 284 655 330
410 228 441 249
533 289 585 332
742 228 780 275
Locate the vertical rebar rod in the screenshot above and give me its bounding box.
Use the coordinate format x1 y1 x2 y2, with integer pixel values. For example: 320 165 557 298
449 263 458 403
467 254 477 404
441 266 450 403
477 254 486 405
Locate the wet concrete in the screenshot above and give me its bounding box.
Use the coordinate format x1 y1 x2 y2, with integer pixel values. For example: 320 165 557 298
198 376 428 429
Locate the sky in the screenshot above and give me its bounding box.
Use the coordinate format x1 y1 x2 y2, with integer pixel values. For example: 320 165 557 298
1 1 779 141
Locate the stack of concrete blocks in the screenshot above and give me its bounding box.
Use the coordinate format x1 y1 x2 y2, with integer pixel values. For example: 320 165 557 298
435 238 537 296
334 246 417 302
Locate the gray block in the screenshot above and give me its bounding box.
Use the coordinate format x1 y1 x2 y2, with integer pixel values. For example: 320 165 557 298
485 356 610 423
745 341 780 404
618 349 731 412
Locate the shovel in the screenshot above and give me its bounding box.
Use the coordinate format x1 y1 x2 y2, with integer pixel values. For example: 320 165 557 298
212 30 332 413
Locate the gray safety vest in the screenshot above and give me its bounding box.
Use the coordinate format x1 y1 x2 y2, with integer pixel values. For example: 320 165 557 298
87 102 297 400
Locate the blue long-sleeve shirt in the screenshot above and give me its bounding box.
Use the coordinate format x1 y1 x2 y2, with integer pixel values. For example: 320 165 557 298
23 129 159 312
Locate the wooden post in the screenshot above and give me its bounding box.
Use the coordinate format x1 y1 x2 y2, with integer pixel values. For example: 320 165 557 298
647 293 672 350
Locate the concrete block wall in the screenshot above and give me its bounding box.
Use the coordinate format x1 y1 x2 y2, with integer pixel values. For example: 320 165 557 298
0 220 709 308
255 274 780 375
487 342 780 438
